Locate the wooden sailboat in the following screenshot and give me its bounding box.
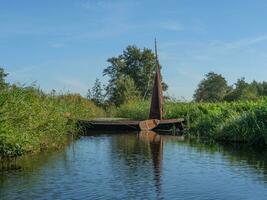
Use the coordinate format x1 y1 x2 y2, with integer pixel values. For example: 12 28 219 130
79 40 185 133
139 39 184 132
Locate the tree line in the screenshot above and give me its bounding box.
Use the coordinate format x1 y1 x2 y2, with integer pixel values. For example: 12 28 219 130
193 72 267 102
1 45 266 105
89 45 267 105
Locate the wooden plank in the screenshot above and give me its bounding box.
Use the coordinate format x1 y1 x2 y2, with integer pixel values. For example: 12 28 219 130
139 119 159 131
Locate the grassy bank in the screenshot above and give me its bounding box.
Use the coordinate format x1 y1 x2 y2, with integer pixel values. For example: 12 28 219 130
115 99 267 146
0 85 105 160
2 85 267 160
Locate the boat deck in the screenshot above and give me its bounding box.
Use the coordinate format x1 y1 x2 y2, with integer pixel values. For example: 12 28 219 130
77 118 185 132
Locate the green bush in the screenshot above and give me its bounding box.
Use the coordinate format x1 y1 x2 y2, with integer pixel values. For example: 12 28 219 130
0 85 105 159
114 98 267 146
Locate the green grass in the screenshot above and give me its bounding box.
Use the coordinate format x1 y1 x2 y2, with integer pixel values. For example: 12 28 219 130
0 85 105 160
115 99 267 146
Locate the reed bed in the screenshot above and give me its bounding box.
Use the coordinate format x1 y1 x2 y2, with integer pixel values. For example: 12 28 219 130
2 85 267 160
115 99 267 146
0 85 105 160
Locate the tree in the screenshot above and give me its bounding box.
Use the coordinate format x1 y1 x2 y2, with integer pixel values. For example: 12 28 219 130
103 45 168 105
239 79 258 100
108 76 140 106
224 78 258 101
0 67 8 90
194 72 230 102
87 79 105 106
254 81 267 96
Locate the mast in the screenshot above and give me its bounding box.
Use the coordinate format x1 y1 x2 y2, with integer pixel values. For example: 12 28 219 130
149 39 163 120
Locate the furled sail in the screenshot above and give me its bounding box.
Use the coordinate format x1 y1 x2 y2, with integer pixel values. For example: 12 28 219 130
149 40 163 120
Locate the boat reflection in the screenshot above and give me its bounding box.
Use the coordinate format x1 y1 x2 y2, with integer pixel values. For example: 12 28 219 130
138 131 163 197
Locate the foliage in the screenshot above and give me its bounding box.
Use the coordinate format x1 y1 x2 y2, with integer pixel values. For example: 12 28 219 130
224 78 259 101
107 76 141 106
194 72 230 102
0 84 105 160
116 100 150 120
195 72 267 102
103 45 167 105
216 107 267 146
87 78 105 106
115 98 267 146
0 67 8 90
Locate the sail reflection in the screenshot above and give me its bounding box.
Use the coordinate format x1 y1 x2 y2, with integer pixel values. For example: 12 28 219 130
138 131 163 197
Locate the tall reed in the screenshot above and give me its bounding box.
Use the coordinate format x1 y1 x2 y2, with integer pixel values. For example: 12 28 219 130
0 85 105 159
115 99 267 146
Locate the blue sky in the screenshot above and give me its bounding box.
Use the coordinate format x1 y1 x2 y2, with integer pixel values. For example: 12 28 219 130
1 0 267 100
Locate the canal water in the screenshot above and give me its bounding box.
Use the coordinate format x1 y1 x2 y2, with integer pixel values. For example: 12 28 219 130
1 132 267 200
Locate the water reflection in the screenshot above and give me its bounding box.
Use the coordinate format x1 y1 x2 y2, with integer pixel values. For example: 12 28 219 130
1 132 267 199
138 131 163 197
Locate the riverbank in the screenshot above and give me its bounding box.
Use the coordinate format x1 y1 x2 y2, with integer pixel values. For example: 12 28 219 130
115 99 267 146
2 87 267 160
0 85 105 160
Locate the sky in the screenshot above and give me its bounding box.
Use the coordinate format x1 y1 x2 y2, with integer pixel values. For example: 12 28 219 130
1 0 267 100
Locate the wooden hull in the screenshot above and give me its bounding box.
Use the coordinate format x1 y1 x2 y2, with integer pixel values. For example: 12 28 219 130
77 118 185 132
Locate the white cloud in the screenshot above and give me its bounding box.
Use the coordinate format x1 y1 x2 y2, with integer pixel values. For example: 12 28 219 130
57 78 88 92
50 43 64 48
224 35 267 49
8 66 37 81
81 0 135 13
207 35 267 50
160 21 184 32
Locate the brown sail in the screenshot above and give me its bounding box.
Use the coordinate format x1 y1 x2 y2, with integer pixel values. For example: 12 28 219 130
149 40 163 120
